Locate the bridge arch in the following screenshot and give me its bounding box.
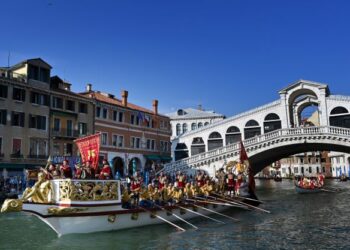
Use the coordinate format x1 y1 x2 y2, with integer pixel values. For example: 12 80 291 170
191 137 205 156
329 106 350 128
174 143 189 161
264 113 282 133
244 120 261 139
225 126 241 145
208 132 223 151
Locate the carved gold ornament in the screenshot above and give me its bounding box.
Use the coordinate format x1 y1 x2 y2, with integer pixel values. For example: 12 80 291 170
108 214 117 223
1 199 23 213
47 207 88 215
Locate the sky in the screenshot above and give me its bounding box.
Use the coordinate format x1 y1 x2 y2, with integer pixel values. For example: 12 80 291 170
1 0 350 116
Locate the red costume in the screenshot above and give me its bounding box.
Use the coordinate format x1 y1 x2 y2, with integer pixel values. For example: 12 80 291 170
60 165 72 179
177 175 185 188
98 165 112 180
131 180 141 192
227 174 235 191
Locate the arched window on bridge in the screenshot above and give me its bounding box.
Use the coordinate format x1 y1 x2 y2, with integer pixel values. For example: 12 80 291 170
204 122 209 126
191 137 205 156
208 132 223 151
225 126 241 145
174 143 189 161
182 123 188 133
244 120 261 139
198 122 203 129
176 123 181 136
264 113 282 133
329 106 350 128
191 123 197 130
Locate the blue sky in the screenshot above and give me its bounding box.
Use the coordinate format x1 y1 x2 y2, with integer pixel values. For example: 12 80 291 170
1 0 350 116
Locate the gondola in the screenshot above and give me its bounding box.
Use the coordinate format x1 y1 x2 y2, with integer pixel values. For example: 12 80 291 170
294 182 323 194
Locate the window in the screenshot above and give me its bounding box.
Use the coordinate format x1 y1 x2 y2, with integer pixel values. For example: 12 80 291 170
0 110 6 125
131 137 140 148
66 100 75 111
112 135 124 147
191 123 197 130
11 112 25 127
53 143 60 156
294 167 298 174
183 123 188 133
146 139 151 149
102 108 108 119
176 124 181 136
64 143 73 156
52 97 63 109
113 111 118 121
28 65 39 80
12 138 22 155
0 137 2 155
96 107 101 117
0 84 8 98
79 103 88 113
39 68 50 83
31 92 49 106
101 133 108 145
28 65 50 83
54 118 60 131
118 112 123 122
29 138 47 157
13 88 25 101
151 140 155 150
309 166 312 173
67 120 73 136
160 141 164 151
29 115 46 130
131 114 135 124
78 122 87 135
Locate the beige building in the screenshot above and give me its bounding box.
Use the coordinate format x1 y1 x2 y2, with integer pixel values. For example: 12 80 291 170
0 58 51 173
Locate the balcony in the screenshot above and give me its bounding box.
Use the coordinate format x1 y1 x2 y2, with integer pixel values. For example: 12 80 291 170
51 128 80 138
27 154 49 159
10 153 23 159
0 71 27 83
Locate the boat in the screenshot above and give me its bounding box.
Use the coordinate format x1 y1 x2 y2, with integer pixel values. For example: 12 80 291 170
294 182 323 194
273 176 282 182
339 174 348 182
0 175 260 236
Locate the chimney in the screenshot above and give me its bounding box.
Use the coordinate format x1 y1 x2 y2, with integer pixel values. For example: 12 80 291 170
122 90 128 107
86 83 92 92
153 99 158 115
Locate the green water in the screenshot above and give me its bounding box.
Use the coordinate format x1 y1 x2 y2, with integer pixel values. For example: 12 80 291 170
1 180 349 250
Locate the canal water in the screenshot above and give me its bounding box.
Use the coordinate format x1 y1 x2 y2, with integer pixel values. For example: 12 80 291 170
1 179 349 250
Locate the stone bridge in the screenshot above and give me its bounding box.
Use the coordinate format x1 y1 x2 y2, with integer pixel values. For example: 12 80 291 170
162 126 350 176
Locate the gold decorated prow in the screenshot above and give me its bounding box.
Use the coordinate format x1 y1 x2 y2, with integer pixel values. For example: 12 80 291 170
1 199 23 213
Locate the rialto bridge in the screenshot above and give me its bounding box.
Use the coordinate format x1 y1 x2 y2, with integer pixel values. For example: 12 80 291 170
164 80 350 176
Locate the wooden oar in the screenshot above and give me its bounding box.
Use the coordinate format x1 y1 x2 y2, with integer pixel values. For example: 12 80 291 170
194 196 248 209
320 188 337 193
176 205 225 224
186 198 241 208
138 206 186 232
154 204 198 230
208 195 271 214
191 203 239 222
213 192 263 204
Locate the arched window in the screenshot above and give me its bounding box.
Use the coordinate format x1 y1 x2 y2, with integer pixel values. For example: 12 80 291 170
175 143 189 161
330 106 348 115
182 123 188 133
244 120 261 139
329 106 350 128
204 122 209 126
225 126 241 145
208 132 223 151
191 137 205 156
191 123 197 130
264 113 281 133
198 122 203 128
177 109 186 116
176 123 181 136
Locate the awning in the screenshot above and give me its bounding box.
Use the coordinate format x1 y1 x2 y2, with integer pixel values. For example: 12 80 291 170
144 155 161 161
160 156 172 162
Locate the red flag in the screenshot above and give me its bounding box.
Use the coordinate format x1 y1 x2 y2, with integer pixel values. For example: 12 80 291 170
74 133 101 170
240 141 255 193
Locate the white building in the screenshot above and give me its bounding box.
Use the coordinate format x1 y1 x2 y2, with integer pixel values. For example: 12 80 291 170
329 152 350 178
167 107 225 140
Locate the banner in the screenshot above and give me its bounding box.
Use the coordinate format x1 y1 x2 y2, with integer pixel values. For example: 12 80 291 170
74 133 101 170
240 141 255 193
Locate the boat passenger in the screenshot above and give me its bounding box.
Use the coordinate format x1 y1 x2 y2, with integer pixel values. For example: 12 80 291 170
81 161 94 179
59 160 72 179
74 164 83 179
98 160 112 180
227 172 235 197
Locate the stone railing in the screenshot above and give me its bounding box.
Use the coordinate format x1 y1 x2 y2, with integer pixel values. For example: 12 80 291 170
162 126 350 174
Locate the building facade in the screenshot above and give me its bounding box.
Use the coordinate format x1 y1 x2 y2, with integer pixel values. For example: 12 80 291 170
80 85 172 178
167 107 225 140
0 59 52 175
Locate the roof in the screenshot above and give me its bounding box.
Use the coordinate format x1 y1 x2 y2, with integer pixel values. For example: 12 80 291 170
279 79 330 94
166 108 225 120
9 58 52 70
80 91 168 118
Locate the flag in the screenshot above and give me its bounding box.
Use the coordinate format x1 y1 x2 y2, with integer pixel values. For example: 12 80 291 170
74 133 101 170
137 111 144 123
240 141 256 194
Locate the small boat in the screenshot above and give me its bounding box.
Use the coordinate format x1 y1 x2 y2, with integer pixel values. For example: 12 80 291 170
274 176 282 182
339 174 348 182
294 183 323 194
